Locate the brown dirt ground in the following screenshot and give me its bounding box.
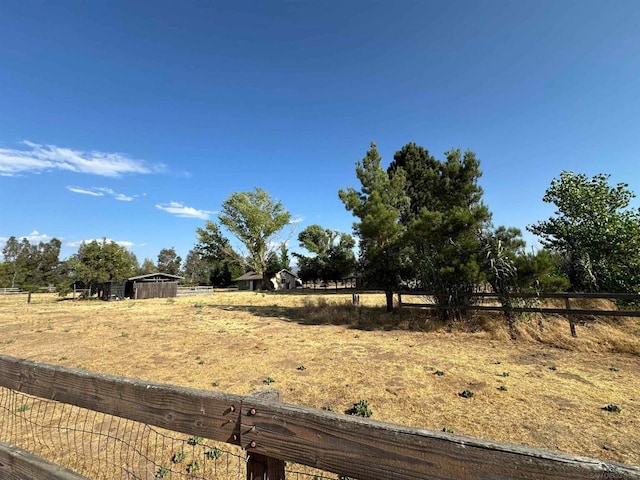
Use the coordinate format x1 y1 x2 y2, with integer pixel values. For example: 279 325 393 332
0 291 639 468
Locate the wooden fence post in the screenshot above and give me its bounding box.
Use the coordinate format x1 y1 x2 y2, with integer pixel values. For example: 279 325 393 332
565 296 577 337
246 390 286 480
27 292 31 304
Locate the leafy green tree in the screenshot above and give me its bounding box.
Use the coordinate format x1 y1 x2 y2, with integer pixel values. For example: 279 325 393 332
528 171 640 292
157 247 182 275
194 221 243 286
298 225 338 256
1 236 62 289
294 225 355 288
66 239 137 294
139 258 157 275
218 188 292 289
322 234 357 288
389 146 491 320
339 142 410 311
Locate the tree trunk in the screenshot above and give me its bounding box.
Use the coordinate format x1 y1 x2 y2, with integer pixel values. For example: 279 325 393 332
385 290 394 313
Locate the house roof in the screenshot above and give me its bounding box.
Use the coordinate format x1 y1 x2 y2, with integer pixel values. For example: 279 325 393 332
234 271 264 281
276 269 298 278
128 272 184 281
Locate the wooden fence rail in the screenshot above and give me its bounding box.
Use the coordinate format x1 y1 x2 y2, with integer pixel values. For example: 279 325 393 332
396 291 640 337
0 441 89 480
0 354 638 480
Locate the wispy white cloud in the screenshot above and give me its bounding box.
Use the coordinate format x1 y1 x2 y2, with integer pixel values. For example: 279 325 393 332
66 186 104 197
155 201 216 220
290 215 304 224
66 238 135 249
66 186 136 202
0 141 164 177
0 231 55 248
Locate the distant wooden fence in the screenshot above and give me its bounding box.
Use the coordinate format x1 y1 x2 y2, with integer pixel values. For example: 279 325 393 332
1 288 22 295
0 355 639 480
176 286 214 297
397 291 640 337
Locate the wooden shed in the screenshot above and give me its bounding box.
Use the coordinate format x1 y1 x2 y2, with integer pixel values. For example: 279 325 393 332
126 273 183 299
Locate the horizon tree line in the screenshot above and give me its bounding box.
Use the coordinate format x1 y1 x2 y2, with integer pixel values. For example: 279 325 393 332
2 142 640 308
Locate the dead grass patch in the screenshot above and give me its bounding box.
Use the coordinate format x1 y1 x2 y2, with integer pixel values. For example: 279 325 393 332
0 291 638 469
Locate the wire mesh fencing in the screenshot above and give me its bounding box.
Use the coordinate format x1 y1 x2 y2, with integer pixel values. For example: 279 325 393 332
0 386 338 479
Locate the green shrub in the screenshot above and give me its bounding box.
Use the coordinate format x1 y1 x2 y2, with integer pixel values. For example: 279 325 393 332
346 400 372 417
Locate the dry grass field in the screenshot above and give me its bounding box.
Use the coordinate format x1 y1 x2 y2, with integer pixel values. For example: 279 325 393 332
0 290 639 473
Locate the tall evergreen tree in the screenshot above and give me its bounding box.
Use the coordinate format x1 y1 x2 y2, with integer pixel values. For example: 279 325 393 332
389 145 491 320
339 142 410 311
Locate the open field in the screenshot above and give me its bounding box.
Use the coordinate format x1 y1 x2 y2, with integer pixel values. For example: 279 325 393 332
0 291 639 469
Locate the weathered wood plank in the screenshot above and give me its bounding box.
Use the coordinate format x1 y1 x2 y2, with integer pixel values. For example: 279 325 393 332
246 390 285 480
403 303 640 317
241 397 640 480
0 441 89 480
0 355 242 445
2 355 639 480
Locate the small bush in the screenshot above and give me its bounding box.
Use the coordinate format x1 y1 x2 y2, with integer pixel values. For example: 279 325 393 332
186 461 200 473
459 390 474 399
434 370 445 376
346 399 372 417
602 404 621 413
263 376 276 385
205 447 223 460
155 466 169 478
187 436 203 446
297 365 307 371
442 426 454 433
172 452 186 463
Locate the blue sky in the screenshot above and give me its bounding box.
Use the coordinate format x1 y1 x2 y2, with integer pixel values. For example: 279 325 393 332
1 0 639 264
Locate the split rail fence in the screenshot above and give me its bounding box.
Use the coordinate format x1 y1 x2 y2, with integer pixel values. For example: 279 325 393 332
1 354 639 480
395 291 640 336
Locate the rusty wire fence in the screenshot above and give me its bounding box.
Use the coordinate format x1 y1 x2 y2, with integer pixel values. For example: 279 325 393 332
0 386 337 480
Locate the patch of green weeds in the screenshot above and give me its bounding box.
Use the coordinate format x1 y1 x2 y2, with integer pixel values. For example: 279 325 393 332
442 426 454 433
434 370 445 376
602 404 621 413
263 376 276 385
155 466 169 478
16 404 31 413
195 356 204 365
346 399 372 418
322 405 334 412
186 461 200 473
499 372 510 377
121 332 129 338
211 381 220 387
1 339 16 345
59 356 68 361
459 390 474 399
297 365 306 371
172 452 186 463
205 447 223 460
187 436 203 446
166 298 175 304
498 385 508 391
609 366 619 372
